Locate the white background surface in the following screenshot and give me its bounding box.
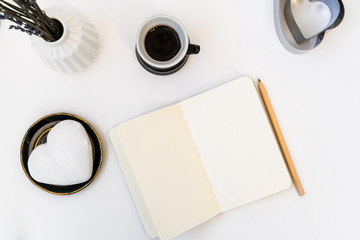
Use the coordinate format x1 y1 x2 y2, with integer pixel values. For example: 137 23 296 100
0 0 359 239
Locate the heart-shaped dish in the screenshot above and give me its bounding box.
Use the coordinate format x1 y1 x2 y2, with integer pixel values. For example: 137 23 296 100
21 113 103 195
274 0 344 53
28 120 94 186
291 0 332 40
285 0 344 44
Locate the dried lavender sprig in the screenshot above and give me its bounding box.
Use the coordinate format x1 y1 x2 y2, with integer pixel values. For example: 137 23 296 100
9 24 41 37
0 0 26 16
4 11 56 41
33 5 59 33
22 2 61 41
5 13 42 36
0 0 62 42
1 8 43 34
0 1 42 31
28 1 62 38
3 12 54 40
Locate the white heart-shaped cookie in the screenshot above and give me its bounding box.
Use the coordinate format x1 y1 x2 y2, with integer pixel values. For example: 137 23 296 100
28 120 93 185
292 0 332 39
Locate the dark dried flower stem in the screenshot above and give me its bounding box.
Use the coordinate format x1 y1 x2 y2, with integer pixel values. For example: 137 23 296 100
0 0 62 42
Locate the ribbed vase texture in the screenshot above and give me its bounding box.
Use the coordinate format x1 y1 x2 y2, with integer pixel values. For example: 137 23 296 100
31 7 99 73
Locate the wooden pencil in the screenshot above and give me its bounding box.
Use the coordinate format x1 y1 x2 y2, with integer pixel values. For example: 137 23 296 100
258 79 305 196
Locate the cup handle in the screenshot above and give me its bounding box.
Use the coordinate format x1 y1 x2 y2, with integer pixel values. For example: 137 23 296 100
187 44 200 55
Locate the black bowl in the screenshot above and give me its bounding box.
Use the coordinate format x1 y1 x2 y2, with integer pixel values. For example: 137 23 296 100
20 113 103 195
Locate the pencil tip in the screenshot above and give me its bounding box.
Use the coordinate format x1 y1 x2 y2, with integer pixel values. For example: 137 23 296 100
258 79 261 82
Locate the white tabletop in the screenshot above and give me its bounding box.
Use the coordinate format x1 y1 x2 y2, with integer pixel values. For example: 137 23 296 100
0 0 359 239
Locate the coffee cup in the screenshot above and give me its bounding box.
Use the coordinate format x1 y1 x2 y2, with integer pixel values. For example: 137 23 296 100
135 15 200 75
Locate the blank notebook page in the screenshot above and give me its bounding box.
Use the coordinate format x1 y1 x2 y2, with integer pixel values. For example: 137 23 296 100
179 77 291 212
111 104 219 240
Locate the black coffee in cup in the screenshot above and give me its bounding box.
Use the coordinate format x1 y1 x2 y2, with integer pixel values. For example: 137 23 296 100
145 26 181 61
136 15 200 75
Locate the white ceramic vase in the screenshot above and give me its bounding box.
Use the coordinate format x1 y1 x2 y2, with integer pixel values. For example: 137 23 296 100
31 7 99 73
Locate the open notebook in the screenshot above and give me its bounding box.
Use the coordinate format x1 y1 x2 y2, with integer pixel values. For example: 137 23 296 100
110 77 291 240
